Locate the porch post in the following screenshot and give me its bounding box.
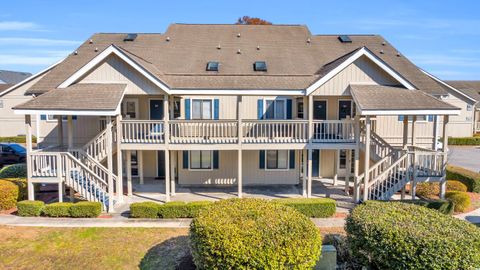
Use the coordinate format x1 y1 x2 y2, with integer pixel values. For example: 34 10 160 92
25 115 34 200
67 115 73 149
138 150 144 185
433 115 439 151
238 149 243 198
106 116 114 212
57 116 63 147
165 150 170 202
353 114 360 202
115 114 123 202
170 150 176 196
126 149 132 196
307 95 313 198
237 95 243 198
302 149 307 197
333 150 339 186
164 95 170 201
307 149 312 198
411 116 417 146
345 149 352 195
363 116 371 201
401 115 408 199
411 116 417 200
58 182 63 202
440 115 449 199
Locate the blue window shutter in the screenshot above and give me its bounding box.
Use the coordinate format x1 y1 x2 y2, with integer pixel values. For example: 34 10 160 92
428 115 434 122
213 99 219 120
182 151 189 169
259 150 265 169
185 99 191 120
72 115 77 120
213 150 219 169
257 99 263 120
286 99 292 119
40 115 47 120
289 150 295 169
398 115 404 121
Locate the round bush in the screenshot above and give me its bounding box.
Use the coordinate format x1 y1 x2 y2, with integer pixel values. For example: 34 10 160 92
189 198 322 269
445 191 471 213
0 164 27 178
17 200 45 216
0 180 19 210
346 201 480 269
446 180 468 192
69 201 102 218
43 202 74 217
130 202 160 218
415 182 439 198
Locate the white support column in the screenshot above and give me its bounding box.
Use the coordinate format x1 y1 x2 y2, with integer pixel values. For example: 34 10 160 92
401 115 408 199
353 115 360 202
333 150 339 186
411 115 417 200
411 115 417 146
58 182 63 202
126 150 132 196
115 114 123 202
67 115 73 149
433 115 439 151
106 116 114 212
164 94 171 202
237 96 243 145
170 150 176 196
345 149 352 195
307 149 313 198
363 116 371 201
302 149 307 197
440 115 449 199
165 150 170 202
57 116 63 147
25 115 34 200
138 150 144 185
238 149 242 198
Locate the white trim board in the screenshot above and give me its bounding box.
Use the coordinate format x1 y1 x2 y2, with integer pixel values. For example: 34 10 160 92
305 47 416 95
170 89 305 96
13 109 120 116
359 109 460 116
420 69 478 104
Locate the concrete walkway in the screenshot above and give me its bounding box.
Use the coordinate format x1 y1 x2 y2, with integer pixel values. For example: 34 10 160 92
455 207 480 224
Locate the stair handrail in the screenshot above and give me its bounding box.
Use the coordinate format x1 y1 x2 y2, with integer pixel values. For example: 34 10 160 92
82 120 116 161
61 152 109 186
366 152 409 190
69 148 117 184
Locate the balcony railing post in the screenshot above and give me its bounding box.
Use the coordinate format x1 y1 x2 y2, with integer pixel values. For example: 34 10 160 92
164 95 170 146
238 96 242 145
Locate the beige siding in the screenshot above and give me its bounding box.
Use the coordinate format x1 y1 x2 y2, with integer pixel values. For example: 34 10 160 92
39 116 101 146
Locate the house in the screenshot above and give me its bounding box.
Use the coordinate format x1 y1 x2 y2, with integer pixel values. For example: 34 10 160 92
10 24 460 212
444 81 480 134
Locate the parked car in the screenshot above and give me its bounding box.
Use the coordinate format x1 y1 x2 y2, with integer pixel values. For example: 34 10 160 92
0 143 26 167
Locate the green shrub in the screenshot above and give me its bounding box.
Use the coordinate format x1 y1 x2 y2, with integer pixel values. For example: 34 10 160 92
185 201 214 217
130 202 160 218
274 198 336 218
445 191 471 213
0 136 37 144
346 201 480 269
158 201 214 218
69 201 102 218
0 164 27 178
190 198 322 269
3 178 27 201
16 200 44 216
415 182 439 198
43 202 73 217
447 165 480 192
447 180 468 192
400 199 454 215
448 137 480 145
0 180 19 210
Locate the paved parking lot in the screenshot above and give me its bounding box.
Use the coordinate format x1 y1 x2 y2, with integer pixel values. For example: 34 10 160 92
448 146 480 172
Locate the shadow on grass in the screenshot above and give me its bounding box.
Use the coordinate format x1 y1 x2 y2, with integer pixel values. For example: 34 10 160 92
139 235 195 270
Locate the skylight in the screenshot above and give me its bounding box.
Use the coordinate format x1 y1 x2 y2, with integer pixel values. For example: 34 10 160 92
206 61 219 71
338 35 352 43
124 33 138 42
254 61 267 72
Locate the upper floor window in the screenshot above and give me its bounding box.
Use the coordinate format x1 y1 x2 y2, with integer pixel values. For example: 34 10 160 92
122 99 138 119
265 99 286 120
297 98 304 119
173 98 181 119
192 99 212 120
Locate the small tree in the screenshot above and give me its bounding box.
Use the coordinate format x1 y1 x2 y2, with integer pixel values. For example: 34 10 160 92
236 16 272 25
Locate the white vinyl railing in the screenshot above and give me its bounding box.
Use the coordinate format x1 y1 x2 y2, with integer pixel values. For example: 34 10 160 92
121 120 165 144
170 120 238 144
70 149 117 187
366 153 409 200
312 120 355 143
242 120 308 143
30 152 60 178
360 127 395 161
408 147 446 178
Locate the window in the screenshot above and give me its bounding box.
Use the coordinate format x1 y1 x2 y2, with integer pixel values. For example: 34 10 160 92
173 98 181 119
46 115 77 121
297 98 304 118
190 150 212 170
339 150 347 169
266 150 288 169
254 61 267 71
122 99 138 119
192 99 212 119
399 115 428 122
467 104 473 111
206 61 219 71
338 35 352 43
264 99 286 120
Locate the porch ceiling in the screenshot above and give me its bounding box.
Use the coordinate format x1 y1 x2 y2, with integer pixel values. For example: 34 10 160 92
13 83 126 116
350 84 461 116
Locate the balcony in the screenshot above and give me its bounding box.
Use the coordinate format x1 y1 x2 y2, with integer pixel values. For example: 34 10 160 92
120 119 356 146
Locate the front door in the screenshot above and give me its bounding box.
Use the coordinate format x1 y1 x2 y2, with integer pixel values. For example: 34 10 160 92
312 149 320 177
338 100 352 120
313 100 327 120
149 99 164 120
157 151 165 179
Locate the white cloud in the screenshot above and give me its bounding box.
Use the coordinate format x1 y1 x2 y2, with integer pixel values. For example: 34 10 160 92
0 21 40 31
0 52 69 66
0 37 80 46
410 54 480 68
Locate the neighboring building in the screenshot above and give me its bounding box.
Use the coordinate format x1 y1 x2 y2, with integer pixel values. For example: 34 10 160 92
9 24 460 212
445 81 480 134
0 70 31 85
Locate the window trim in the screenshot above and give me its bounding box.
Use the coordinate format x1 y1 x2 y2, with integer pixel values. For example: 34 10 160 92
190 98 214 120
337 99 354 120
264 150 290 171
188 150 214 171
263 98 288 120
123 98 139 120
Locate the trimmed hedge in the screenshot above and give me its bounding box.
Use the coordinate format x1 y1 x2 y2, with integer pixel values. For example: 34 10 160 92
17 200 44 216
445 191 471 213
130 202 159 218
446 180 468 192
400 199 454 215
415 182 439 198
447 165 480 192
448 137 480 145
0 180 19 210
0 136 37 144
273 198 336 218
43 202 74 217
130 201 214 218
69 201 102 218
190 198 322 269
346 201 480 269
0 164 27 178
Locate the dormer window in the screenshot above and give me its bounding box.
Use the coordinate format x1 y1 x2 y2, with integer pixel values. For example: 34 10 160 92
206 61 219 71
254 61 267 72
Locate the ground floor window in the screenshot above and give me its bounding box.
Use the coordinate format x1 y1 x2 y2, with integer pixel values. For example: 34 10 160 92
266 150 288 169
339 150 347 169
190 150 212 170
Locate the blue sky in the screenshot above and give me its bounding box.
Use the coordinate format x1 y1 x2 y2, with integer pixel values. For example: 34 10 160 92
1 0 479 79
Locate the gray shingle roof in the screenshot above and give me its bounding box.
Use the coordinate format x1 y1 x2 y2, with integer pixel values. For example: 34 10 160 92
445 81 480 108
0 70 32 84
350 84 458 113
25 24 447 95
14 84 126 111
